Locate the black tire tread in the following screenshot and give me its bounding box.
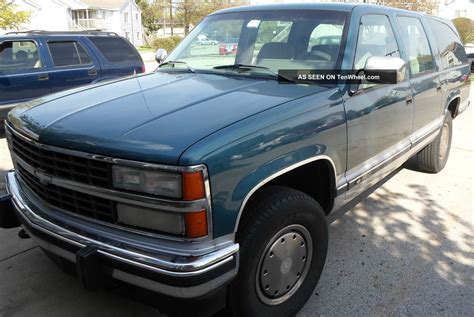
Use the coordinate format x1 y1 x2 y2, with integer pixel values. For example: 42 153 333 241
237 186 323 242
231 185 328 317
416 113 452 173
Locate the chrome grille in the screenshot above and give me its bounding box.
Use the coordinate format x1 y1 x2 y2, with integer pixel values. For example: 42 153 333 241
8 127 111 188
6 126 116 223
17 165 116 222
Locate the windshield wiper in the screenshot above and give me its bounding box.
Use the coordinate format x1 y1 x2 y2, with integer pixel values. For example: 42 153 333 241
213 64 296 83
159 60 195 73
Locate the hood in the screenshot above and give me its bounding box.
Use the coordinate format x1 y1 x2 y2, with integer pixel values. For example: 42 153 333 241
8 72 327 164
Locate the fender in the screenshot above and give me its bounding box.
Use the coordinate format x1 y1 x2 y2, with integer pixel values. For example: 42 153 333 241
232 151 338 233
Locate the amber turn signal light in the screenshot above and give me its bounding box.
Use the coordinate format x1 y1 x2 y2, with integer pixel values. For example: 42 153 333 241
182 171 206 201
185 210 208 238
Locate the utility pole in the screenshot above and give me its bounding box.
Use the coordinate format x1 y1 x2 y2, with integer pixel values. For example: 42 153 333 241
162 0 167 37
169 0 173 36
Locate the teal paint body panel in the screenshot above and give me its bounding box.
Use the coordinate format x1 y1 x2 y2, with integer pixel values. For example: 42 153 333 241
5 3 471 242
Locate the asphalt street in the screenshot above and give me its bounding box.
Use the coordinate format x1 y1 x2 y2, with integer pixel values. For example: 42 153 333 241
0 86 472 316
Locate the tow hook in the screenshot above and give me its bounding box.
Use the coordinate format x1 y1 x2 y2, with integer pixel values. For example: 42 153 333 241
18 228 30 239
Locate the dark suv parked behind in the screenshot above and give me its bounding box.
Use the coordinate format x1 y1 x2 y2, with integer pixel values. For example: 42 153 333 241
0 30 144 131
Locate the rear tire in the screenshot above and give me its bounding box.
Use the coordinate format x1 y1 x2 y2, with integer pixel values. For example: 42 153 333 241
229 186 328 317
416 112 452 173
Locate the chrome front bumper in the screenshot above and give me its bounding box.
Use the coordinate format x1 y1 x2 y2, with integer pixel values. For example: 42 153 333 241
5 171 239 298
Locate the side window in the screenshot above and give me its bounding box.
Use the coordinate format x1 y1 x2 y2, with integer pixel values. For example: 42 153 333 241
0 40 42 71
397 17 435 75
87 37 141 63
354 15 400 89
48 41 92 67
252 20 293 63
428 19 468 69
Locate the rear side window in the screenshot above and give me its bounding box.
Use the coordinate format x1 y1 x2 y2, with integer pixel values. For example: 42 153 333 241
428 19 468 68
48 41 92 66
0 40 42 71
397 17 435 76
87 36 140 63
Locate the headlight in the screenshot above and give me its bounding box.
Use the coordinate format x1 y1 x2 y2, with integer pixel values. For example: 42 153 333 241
112 166 182 198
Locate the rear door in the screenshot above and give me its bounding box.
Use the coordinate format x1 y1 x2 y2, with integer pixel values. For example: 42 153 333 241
45 37 100 92
85 36 144 76
0 38 51 105
342 12 413 199
395 15 441 141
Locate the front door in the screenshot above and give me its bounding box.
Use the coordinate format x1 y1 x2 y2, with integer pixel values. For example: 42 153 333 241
343 13 413 199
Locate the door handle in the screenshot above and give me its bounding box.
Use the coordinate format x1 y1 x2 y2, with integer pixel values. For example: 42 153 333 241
406 97 413 105
88 69 97 76
436 86 442 92
37 74 49 81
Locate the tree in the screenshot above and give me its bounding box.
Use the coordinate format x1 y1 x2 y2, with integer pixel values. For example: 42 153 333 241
136 0 163 36
176 0 242 35
452 17 474 45
0 0 29 30
381 0 437 15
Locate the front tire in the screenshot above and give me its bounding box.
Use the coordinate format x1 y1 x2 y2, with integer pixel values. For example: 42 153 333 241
229 186 328 316
416 112 452 173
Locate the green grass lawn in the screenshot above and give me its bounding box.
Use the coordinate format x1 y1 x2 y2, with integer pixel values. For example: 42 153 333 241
137 46 154 52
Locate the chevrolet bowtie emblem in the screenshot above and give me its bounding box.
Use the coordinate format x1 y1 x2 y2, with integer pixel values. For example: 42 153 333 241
34 169 52 185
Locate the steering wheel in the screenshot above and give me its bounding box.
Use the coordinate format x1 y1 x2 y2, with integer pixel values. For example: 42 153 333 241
310 50 332 61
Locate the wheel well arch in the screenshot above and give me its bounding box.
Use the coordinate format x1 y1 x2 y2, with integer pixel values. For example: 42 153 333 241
234 157 336 233
446 96 460 118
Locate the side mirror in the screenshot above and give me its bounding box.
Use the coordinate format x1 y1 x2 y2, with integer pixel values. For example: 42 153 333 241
364 56 406 84
155 48 168 64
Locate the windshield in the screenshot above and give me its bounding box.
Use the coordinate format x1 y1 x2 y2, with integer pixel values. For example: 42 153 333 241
165 10 348 76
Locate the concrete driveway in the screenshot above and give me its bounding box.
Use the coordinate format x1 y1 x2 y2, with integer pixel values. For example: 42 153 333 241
0 91 472 316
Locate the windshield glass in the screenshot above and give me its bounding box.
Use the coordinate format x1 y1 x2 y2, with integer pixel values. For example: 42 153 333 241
165 10 348 75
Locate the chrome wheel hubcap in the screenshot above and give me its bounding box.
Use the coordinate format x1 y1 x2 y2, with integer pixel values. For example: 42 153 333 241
439 123 449 160
256 224 312 305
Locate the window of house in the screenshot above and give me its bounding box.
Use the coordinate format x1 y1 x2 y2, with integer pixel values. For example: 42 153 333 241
137 32 140 40
124 12 129 23
397 16 434 75
354 15 401 89
135 13 139 21
455 10 467 18
47 41 92 67
0 40 42 71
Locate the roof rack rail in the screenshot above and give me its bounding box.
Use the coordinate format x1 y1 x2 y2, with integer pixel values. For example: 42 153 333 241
5 30 119 36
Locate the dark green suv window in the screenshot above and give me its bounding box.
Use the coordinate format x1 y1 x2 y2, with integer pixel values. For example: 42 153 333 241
397 16 435 76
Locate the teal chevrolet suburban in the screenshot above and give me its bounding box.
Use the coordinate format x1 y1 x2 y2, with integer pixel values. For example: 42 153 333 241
0 3 471 316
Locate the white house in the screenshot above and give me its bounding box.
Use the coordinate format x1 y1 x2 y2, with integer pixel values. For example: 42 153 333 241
437 0 474 20
4 0 144 46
